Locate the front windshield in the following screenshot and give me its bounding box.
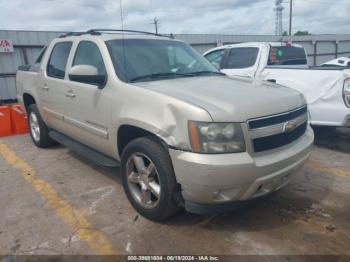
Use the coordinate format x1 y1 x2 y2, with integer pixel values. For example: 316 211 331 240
106 38 220 82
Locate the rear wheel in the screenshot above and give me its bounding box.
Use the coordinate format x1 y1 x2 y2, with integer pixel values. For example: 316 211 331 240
121 136 180 221
28 104 55 148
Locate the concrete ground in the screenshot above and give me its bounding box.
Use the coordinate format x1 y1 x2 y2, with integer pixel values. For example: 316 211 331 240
0 129 349 256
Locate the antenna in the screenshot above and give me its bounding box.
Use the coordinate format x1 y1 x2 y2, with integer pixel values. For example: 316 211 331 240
119 0 124 30
119 0 127 76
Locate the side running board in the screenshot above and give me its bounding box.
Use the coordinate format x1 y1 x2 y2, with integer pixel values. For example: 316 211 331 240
49 130 120 168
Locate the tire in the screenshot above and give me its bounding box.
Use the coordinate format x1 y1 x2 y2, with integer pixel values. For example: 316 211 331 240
121 136 180 221
27 104 55 148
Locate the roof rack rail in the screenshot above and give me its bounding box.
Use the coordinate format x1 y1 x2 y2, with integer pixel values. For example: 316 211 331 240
58 29 172 39
59 32 84 38
86 29 166 37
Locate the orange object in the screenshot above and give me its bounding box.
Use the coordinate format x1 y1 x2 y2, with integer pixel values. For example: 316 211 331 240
10 104 29 135
0 106 12 137
188 121 201 153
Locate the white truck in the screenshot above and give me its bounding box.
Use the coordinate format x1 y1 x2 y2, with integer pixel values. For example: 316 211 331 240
321 57 350 67
204 42 350 129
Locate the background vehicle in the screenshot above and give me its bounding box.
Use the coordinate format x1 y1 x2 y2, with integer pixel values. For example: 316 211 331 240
16 30 313 221
204 42 350 128
321 57 350 67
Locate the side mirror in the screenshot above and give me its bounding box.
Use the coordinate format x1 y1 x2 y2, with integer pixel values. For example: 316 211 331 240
69 65 107 89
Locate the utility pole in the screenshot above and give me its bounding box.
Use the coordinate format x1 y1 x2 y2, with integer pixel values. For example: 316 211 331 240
289 0 293 36
153 17 159 34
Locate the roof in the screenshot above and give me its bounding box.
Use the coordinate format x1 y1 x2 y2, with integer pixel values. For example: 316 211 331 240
57 29 175 42
61 33 174 42
203 42 304 54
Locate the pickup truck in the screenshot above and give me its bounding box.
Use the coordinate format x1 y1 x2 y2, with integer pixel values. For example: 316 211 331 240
321 57 350 67
16 30 313 221
204 42 350 129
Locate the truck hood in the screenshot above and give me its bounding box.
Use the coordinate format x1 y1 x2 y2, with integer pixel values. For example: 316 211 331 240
133 76 306 122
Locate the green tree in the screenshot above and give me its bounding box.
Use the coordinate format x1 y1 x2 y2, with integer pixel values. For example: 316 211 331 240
294 31 312 36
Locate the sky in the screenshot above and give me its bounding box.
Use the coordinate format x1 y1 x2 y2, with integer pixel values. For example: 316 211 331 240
0 0 349 35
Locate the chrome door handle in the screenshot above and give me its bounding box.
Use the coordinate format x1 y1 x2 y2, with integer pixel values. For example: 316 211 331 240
41 85 49 91
65 91 76 98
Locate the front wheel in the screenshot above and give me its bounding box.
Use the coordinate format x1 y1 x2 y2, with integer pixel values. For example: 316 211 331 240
121 136 180 221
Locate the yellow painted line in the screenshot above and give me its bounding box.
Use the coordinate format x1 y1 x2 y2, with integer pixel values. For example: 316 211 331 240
0 140 119 255
306 161 350 178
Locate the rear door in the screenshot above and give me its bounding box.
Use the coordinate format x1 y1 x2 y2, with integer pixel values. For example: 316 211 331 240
40 41 73 131
62 40 113 155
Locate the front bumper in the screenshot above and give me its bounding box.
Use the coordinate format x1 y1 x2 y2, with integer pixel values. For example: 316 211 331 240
308 103 350 127
169 127 314 213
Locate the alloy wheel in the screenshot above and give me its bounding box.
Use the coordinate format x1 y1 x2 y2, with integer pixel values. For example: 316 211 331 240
126 153 161 209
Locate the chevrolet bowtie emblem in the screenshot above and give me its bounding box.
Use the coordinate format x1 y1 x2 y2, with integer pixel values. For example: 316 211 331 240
283 121 297 133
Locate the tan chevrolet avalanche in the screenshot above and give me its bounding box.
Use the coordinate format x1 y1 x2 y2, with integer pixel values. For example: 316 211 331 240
16 29 314 221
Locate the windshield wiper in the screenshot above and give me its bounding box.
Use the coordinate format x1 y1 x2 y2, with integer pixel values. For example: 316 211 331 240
187 70 225 76
129 71 224 82
129 72 193 82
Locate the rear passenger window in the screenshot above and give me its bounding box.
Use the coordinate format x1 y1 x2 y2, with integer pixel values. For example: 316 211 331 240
47 42 72 79
35 46 47 64
268 47 307 65
73 41 106 74
225 47 258 69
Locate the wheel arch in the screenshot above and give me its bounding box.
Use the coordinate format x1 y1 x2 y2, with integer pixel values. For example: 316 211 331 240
23 93 36 113
117 124 169 157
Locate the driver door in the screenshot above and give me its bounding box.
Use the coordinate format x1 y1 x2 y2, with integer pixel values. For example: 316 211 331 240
62 40 112 155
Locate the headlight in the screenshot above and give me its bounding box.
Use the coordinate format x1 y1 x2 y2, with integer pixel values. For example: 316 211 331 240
188 121 246 153
343 78 350 108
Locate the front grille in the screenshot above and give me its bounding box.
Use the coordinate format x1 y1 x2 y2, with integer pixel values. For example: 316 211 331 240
253 122 307 152
248 106 307 129
248 106 308 153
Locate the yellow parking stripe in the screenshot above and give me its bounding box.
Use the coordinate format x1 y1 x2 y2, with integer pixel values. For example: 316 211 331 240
0 140 119 255
306 161 350 178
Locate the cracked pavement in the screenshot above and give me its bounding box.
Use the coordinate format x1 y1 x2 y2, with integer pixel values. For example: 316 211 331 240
0 132 349 255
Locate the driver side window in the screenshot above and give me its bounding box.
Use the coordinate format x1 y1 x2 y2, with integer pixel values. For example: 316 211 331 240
205 49 225 69
225 47 259 69
73 41 106 75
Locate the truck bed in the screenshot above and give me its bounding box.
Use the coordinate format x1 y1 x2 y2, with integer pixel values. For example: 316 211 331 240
260 67 350 126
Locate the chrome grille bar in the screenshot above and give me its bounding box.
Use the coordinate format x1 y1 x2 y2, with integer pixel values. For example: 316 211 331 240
249 113 308 139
